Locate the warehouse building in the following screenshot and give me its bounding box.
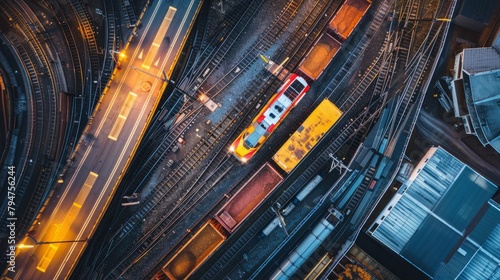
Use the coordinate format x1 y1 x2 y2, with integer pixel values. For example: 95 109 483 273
368 147 499 279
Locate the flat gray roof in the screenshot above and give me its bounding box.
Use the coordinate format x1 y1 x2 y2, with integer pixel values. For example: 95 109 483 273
458 0 498 25
369 147 499 279
462 48 500 75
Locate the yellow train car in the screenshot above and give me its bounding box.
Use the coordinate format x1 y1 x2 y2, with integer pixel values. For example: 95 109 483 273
162 220 226 280
273 99 342 173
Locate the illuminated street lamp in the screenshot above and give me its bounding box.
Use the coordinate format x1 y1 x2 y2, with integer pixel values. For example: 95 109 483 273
109 50 125 69
18 235 87 249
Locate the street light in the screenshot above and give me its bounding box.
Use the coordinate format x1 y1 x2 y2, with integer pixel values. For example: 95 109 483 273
18 235 88 249
109 50 125 69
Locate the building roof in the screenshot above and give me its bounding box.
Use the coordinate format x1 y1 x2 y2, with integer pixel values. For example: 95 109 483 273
462 48 500 75
454 0 498 32
461 48 500 152
369 147 499 279
459 0 498 24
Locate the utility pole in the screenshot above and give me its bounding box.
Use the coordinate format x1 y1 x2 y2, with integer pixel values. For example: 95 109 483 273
328 153 351 173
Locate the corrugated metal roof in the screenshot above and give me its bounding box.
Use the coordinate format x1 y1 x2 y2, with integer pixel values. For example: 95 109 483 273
370 147 499 278
458 0 498 25
457 46 500 153
457 250 500 280
474 202 500 250
434 239 477 280
371 192 429 253
464 68 500 152
437 203 500 280
462 48 500 75
406 148 463 210
401 216 461 275
434 168 497 231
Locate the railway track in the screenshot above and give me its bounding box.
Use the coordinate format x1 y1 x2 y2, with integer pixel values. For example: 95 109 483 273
96 2 116 108
180 0 266 91
43 0 84 96
93 72 280 277
141 0 330 151
131 0 329 173
98 1 344 262
195 1 397 277
0 38 44 234
145 158 268 279
249 181 334 279
336 35 390 111
388 10 445 143
197 102 377 279
397 0 421 67
30 0 88 170
140 0 402 279
276 0 344 73
326 4 455 278
298 2 456 279
51 2 87 155
94 0 391 277
142 0 275 141
6 1 60 159
123 2 350 272
199 0 307 96
117 0 332 205
318 0 393 105
69 0 102 112
116 0 275 194
0 1 62 236
100 77 282 276
336 1 449 223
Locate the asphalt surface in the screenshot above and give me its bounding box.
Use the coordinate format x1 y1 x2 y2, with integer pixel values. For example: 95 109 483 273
6 0 201 279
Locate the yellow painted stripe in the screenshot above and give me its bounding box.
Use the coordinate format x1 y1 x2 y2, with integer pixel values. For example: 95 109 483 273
142 6 177 69
74 172 98 206
108 92 137 141
108 117 126 141
36 172 97 272
36 244 59 272
118 92 137 118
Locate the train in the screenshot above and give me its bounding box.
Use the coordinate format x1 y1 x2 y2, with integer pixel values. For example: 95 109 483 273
159 0 373 277
273 99 342 173
215 163 283 233
229 74 310 163
297 0 372 81
328 0 372 41
269 207 344 280
158 163 283 279
259 174 323 238
230 0 372 163
298 33 342 81
261 100 342 238
161 221 227 280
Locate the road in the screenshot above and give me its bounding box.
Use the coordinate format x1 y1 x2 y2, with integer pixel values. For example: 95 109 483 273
5 0 201 279
416 109 500 184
